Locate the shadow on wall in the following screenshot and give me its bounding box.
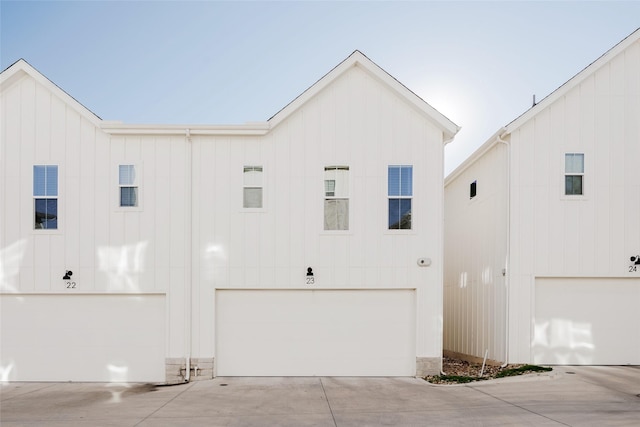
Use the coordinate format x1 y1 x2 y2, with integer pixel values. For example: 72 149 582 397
97 241 148 292
532 319 595 364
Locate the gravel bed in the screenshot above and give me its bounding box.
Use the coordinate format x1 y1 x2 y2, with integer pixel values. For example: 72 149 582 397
425 357 546 384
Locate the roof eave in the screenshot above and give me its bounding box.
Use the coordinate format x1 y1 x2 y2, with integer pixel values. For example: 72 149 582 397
445 127 508 186
268 50 460 140
100 122 271 136
506 27 640 133
1 59 103 126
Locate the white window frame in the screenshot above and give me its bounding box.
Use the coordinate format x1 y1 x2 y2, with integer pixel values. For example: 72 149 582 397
115 162 143 211
324 166 349 231
33 165 59 231
564 153 585 197
243 166 264 210
388 165 413 231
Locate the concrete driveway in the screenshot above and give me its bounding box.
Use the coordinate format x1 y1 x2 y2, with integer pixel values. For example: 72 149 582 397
2 366 639 426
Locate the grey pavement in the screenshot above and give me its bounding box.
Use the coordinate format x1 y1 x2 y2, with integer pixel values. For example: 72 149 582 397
2 366 640 426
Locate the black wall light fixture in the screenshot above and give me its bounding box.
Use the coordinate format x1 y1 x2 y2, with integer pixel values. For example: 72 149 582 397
631 256 640 265
63 270 73 280
306 267 314 277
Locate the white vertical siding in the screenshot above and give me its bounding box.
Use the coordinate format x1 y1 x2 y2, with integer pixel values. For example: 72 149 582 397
188 65 447 359
444 142 509 362
506 38 640 362
1 72 188 295
3 57 451 378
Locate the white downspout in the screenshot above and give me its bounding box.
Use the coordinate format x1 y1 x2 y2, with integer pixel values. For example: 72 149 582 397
497 131 510 367
184 128 193 381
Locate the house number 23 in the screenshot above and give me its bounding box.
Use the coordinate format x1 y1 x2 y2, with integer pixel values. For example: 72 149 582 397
306 267 315 285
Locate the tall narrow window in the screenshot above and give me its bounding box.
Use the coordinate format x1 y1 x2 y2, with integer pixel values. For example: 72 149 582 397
324 166 349 230
119 165 138 207
34 165 58 229
243 166 263 208
470 180 477 199
565 153 584 196
388 165 412 230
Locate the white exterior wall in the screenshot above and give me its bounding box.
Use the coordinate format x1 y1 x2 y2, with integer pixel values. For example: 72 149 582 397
507 36 640 362
443 142 508 363
2 57 453 380
444 32 640 365
189 64 447 365
0 68 184 381
0 71 187 296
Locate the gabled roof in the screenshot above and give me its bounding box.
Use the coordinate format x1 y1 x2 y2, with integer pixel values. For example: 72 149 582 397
505 27 640 133
0 59 102 126
446 27 640 184
268 50 460 142
3 53 459 140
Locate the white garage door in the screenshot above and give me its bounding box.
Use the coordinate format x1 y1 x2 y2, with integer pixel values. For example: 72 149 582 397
0 294 165 382
533 278 640 365
216 289 416 376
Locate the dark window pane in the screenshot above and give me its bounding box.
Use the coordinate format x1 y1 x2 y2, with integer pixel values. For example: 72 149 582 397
470 181 477 198
120 187 138 207
389 199 412 229
35 198 57 229
389 198 400 229
565 176 583 195
399 199 412 229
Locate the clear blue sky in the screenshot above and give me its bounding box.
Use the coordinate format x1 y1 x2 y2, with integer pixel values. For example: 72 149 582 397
2 1 639 174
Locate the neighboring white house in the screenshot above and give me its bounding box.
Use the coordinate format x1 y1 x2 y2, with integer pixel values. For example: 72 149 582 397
444 29 640 366
0 51 459 382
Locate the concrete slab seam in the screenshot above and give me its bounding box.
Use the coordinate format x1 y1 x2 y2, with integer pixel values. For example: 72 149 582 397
319 378 338 427
132 381 197 426
469 385 572 427
0 383 58 402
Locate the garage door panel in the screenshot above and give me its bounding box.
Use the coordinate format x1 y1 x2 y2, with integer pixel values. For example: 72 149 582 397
0 295 165 382
216 289 416 376
534 278 640 365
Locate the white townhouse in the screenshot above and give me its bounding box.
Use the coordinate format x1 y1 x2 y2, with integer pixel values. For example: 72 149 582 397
444 29 640 366
0 51 459 382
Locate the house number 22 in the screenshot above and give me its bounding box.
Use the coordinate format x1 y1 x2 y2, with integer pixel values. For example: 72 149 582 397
66 281 77 289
